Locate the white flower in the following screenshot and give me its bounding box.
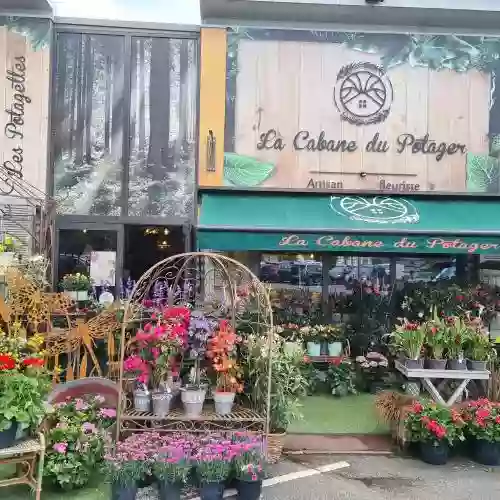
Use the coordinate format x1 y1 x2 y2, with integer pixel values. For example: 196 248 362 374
356 356 367 363
418 312 424 318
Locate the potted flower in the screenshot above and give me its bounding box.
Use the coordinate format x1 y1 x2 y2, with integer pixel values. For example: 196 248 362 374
153 437 193 500
425 311 448 370
0 332 50 448
232 433 267 500
354 352 388 393
208 321 243 415
444 316 474 370
324 324 344 357
463 398 500 465
405 400 465 465
275 324 303 355
326 358 357 397
194 441 233 500
182 311 217 417
124 354 151 412
389 319 426 368
60 273 91 301
466 332 496 371
300 325 322 357
104 435 152 500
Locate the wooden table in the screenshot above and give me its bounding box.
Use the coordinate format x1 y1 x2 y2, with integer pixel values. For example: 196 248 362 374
395 360 490 406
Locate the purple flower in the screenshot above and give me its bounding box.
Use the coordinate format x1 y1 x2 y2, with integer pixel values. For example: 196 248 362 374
53 442 68 454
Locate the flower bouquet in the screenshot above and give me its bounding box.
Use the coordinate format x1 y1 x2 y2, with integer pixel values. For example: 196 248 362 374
389 318 426 368
60 273 91 300
405 400 465 465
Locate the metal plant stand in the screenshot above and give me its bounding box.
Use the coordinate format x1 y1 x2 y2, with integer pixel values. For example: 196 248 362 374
395 360 490 406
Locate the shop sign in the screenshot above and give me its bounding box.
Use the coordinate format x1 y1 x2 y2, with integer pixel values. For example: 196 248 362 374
217 29 496 194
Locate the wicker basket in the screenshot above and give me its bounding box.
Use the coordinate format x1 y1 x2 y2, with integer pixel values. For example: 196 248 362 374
267 432 286 463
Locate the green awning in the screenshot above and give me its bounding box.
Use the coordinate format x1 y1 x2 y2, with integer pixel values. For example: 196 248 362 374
197 192 500 254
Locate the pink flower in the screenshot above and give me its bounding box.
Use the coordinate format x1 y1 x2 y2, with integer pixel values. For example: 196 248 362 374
75 399 89 411
82 422 97 434
99 408 117 419
53 442 68 454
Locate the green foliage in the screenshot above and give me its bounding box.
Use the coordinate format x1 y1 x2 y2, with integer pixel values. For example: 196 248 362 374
326 360 357 397
389 319 426 360
466 153 500 193
467 332 497 362
223 153 275 187
0 372 50 431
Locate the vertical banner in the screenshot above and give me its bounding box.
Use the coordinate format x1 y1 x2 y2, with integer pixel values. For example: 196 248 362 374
0 17 51 202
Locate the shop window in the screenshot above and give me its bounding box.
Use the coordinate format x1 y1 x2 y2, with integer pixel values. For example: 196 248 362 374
53 34 126 215
127 37 197 217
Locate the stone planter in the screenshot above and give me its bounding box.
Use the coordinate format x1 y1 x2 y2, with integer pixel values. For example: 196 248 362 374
306 342 321 357
447 359 468 370
133 389 151 412
213 391 235 416
181 386 206 417
152 391 173 417
328 342 343 357
468 360 488 371
426 359 447 370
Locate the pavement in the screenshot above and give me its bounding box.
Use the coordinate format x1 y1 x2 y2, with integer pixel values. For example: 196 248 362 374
137 454 500 500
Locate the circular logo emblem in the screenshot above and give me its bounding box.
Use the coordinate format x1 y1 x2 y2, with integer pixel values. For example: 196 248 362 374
330 196 419 224
334 62 393 126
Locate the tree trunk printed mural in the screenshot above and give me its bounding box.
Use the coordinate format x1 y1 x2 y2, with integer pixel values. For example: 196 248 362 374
53 33 197 217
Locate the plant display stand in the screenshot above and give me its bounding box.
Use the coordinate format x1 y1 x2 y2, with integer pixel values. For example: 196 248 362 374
395 360 490 406
116 252 273 441
0 433 45 500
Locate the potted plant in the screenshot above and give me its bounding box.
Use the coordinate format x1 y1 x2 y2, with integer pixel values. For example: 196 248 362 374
208 321 243 416
463 399 500 466
300 325 322 357
244 335 307 463
405 400 465 465
194 441 232 500
324 324 344 357
182 311 217 417
232 433 267 500
153 438 193 500
389 319 426 368
326 358 357 397
60 273 91 301
355 352 388 393
0 332 50 448
467 332 496 371
123 354 151 412
425 311 448 370
104 434 151 500
444 316 473 370
275 324 303 355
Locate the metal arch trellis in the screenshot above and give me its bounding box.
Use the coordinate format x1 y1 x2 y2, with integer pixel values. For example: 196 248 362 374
115 252 275 443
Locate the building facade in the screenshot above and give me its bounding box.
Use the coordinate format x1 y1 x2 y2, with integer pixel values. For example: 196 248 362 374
196 1 500 317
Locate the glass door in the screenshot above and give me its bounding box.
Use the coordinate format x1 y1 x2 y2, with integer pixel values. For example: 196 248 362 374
55 222 124 301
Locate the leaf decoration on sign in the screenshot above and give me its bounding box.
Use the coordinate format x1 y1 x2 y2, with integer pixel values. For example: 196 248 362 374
466 153 500 193
223 153 275 187
490 135 500 158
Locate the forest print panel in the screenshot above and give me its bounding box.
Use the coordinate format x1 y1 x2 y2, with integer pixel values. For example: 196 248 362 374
128 37 198 217
53 34 125 215
53 34 198 217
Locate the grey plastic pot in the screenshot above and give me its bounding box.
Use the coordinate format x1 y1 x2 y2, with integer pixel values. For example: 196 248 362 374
468 360 488 371
426 359 447 370
447 359 468 370
213 391 235 416
133 389 151 412
404 358 424 369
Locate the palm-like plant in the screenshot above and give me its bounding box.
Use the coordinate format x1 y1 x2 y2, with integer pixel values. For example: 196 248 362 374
390 318 426 360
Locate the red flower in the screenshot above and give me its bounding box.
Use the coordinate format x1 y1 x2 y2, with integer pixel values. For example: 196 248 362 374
456 295 464 301
329 357 342 366
495 416 500 425
22 357 44 367
0 354 16 370
477 408 491 420
412 402 423 414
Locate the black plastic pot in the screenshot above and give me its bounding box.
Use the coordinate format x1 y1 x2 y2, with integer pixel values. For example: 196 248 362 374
419 441 449 465
235 479 262 500
0 421 18 449
473 439 500 466
468 360 488 371
404 358 424 369
158 481 182 500
111 482 138 500
200 482 224 500
447 359 467 370
426 359 447 370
